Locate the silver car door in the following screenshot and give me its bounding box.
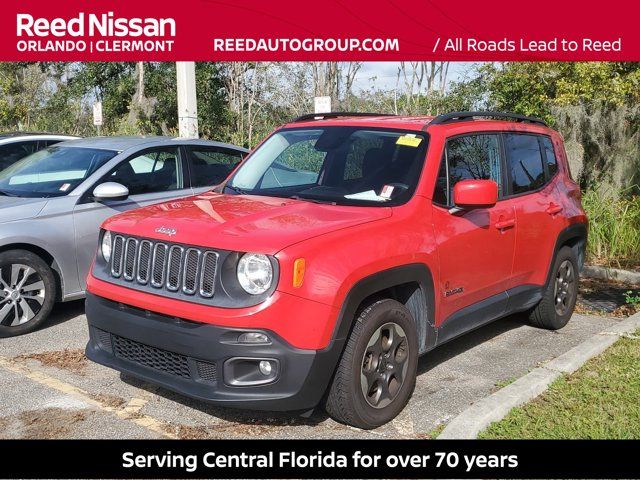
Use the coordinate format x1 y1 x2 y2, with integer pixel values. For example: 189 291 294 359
72 146 193 290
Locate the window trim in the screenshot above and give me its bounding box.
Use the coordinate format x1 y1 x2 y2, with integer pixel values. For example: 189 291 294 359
501 132 558 200
433 131 560 208
432 131 504 208
81 145 187 203
183 145 246 189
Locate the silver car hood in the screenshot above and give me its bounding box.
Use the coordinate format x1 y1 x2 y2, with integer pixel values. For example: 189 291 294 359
0 196 49 223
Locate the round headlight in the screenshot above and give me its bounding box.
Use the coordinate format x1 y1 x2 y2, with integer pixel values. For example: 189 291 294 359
101 231 112 263
237 253 273 295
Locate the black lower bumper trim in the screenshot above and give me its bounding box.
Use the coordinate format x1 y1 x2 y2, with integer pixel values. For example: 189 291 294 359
85 293 344 411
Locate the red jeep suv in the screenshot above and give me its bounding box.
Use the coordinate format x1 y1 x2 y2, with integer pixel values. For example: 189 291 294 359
85 112 587 429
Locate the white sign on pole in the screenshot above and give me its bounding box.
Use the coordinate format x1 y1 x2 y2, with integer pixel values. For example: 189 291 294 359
93 102 103 126
314 96 332 114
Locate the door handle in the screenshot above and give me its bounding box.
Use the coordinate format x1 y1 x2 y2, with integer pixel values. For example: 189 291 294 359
495 218 516 230
546 203 563 215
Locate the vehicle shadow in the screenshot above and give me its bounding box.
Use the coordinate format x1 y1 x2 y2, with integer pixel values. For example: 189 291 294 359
41 299 86 330
119 373 331 428
119 312 531 430
417 313 529 375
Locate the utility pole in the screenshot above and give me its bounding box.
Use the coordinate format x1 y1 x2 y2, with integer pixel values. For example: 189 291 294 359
176 62 199 138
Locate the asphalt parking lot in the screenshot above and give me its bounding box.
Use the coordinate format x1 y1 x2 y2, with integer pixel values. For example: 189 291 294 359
0 301 621 439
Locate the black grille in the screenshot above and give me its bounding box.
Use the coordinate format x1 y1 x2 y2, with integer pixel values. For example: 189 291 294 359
200 252 218 297
112 335 191 379
196 360 217 382
166 246 183 291
107 235 219 300
137 240 152 284
111 236 124 277
151 243 167 287
95 328 113 353
183 249 200 294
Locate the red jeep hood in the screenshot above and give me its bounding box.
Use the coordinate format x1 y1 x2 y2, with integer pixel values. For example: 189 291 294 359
102 192 391 254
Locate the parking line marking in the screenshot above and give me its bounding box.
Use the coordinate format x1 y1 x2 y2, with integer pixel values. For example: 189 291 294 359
0 355 176 439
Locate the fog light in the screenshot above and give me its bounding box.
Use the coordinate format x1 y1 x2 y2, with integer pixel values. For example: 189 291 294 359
238 332 270 344
259 360 273 376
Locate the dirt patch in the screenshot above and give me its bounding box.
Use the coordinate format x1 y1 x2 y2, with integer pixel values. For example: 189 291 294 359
88 393 127 409
163 417 309 439
0 408 90 439
577 278 639 317
16 349 87 373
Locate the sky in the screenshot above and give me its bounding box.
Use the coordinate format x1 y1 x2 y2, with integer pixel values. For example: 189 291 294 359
351 61 476 92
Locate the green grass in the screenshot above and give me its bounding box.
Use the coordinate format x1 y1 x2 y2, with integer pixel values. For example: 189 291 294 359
479 329 640 439
582 189 640 268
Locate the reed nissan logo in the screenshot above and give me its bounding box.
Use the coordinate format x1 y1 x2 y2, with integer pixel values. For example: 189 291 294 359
16 12 176 53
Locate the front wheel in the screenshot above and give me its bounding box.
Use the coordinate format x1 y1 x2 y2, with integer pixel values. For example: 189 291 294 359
324 299 418 429
0 250 56 338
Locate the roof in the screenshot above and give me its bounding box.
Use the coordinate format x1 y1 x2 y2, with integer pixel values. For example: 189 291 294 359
282 111 550 132
284 115 435 131
0 132 78 139
56 136 249 153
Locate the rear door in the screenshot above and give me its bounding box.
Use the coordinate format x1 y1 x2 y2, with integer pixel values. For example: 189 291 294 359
185 146 245 192
503 133 565 288
0 140 40 171
73 146 193 289
431 133 516 326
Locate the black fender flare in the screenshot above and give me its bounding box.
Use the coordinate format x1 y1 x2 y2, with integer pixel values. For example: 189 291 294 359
330 263 436 353
545 222 588 288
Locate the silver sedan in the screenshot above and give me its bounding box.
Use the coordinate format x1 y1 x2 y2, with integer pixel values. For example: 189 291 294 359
0 136 247 337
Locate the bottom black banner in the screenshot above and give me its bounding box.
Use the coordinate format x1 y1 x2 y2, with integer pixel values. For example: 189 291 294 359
2 439 638 478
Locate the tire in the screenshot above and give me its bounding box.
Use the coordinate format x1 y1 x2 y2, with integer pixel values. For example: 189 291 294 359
0 250 56 338
324 299 418 429
529 246 579 330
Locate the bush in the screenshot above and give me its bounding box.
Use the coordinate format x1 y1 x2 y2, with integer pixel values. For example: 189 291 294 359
582 188 640 268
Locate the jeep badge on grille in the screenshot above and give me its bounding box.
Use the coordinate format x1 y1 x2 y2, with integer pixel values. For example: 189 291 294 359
155 226 177 237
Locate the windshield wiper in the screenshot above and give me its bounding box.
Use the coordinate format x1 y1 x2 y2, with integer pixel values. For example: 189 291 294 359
225 184 249 195
288 195 337 205
0 189 15 197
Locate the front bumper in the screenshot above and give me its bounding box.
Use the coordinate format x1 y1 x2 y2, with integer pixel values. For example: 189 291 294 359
85 293 344 411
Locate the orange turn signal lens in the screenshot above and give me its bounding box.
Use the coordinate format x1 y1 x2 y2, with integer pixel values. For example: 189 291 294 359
293 258 306 288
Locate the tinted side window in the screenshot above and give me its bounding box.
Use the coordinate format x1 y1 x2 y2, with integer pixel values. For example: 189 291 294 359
108 147 183 195
542 137 558 178
188 147 244 187
0 141 39 170
505 134 545 195
435 134 501 205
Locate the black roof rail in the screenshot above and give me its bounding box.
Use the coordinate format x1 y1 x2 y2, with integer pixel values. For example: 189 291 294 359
291 112 396 123
428 111 547 127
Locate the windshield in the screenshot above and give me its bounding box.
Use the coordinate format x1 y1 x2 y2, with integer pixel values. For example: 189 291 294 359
226 127 428 205
0 146 117 198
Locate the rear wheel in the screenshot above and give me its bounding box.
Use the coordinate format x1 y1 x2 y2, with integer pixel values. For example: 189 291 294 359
324 299 418 429
0 250 56 338
529 246 578 330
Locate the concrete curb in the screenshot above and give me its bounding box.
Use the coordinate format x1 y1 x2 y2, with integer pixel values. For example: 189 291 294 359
438 312 640 439
582 265 640 285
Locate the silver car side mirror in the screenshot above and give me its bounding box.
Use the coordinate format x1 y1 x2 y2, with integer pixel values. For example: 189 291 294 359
93 182 129 202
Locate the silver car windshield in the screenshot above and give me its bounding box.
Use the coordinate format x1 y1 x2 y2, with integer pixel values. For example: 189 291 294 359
0 146 117 198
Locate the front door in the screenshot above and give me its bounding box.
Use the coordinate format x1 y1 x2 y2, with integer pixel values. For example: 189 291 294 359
431 133 516 327
73 146 192 289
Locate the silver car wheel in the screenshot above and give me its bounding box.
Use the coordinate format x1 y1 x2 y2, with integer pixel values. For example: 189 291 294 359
0 264 46 327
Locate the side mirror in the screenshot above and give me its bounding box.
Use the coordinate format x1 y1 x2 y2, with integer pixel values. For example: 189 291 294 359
93 182 129 202
453 179 498 209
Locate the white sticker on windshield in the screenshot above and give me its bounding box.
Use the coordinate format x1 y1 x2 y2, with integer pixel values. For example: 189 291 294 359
59 183 71 192
380 185 395 199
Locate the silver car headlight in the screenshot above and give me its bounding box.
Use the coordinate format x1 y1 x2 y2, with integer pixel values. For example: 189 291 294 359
237 253 273 295
101 230 112 263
